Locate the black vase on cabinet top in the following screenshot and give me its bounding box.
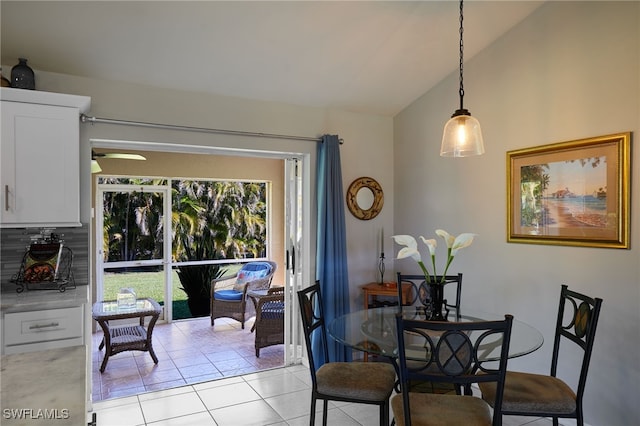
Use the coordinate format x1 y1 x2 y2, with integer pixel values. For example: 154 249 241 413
11 58 35 90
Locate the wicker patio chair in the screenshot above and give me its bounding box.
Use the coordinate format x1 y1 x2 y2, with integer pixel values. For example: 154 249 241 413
254 286 285 357
210 261 277 329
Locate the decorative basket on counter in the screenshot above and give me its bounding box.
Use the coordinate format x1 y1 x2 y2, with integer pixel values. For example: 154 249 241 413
11 241 75 293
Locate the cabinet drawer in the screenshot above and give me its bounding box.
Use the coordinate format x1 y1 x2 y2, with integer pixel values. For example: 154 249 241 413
4 306 84 347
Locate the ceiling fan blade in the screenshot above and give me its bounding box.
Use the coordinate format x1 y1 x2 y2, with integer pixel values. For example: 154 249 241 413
93 152 146 160
91 159 102 174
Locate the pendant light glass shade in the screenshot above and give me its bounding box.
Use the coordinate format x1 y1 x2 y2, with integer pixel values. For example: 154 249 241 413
440 111 484 157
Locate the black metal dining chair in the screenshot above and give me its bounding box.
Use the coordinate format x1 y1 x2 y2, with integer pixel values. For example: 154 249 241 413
392 313 513 426
395 273 464 394
478 285 602 426
297 281 397 426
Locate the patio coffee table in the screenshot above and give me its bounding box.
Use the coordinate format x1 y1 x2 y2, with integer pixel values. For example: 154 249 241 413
92 298 162 372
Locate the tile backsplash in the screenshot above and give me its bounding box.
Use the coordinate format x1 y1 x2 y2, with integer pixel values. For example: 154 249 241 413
0 226 89 292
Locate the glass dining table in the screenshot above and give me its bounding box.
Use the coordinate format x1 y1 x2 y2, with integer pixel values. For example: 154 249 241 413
328 306 543 363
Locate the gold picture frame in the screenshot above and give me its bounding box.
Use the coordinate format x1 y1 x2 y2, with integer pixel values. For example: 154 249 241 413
507 132 630 248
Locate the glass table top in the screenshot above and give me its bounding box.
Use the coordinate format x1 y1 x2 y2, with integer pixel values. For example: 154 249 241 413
329 306 543 362
92 298 161 319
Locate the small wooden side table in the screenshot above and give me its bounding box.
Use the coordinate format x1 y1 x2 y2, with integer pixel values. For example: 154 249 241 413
361 282 413 310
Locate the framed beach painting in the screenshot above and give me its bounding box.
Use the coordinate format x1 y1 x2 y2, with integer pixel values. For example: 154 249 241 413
507 132 630 248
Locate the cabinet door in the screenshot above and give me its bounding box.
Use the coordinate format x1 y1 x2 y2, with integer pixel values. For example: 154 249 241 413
1 101 80 226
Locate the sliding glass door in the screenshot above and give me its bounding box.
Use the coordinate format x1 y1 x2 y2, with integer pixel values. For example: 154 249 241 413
95 183 172 321
285 157 304 365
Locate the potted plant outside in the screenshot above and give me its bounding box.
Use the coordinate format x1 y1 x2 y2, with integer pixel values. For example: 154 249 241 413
176 228 226 317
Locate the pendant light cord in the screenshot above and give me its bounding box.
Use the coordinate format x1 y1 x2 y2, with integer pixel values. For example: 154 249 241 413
458 0 465 111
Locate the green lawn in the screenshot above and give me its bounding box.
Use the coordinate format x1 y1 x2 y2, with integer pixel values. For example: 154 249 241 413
103 270 185 304
102 264 242 320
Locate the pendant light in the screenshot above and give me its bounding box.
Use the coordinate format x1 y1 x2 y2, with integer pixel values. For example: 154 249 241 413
440 0 484 157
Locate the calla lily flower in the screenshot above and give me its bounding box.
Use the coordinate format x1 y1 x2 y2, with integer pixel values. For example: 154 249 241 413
419 237 438 279
391 235 422 263
397 247 421 263
419 237 437 256
393 229 477 284
450 233 476 256
393 234 431 281
435 229 455 248
392 235 418 250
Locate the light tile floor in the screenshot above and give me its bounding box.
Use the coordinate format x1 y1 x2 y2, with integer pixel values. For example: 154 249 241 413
92 315 284 401
91 316 558 426
89 364 559 426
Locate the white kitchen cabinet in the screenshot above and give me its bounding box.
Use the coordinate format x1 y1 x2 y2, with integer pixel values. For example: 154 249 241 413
1 88 90 227
3 305 85 354
0 285 90 418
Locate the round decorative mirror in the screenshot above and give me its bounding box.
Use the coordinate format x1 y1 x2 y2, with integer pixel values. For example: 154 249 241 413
346 177 384 220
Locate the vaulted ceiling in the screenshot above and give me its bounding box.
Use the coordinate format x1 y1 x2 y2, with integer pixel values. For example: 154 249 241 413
1 1 544 116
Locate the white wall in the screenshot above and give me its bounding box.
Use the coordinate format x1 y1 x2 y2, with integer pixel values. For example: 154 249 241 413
329 109 395 303
30 70 394 308
393 2 639 425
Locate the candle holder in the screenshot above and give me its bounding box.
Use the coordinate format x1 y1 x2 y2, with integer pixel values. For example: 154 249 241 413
378 252 385 284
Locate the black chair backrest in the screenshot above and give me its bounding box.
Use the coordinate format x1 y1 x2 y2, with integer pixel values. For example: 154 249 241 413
395 313 513 426
396 272 463 318
297 281 328 388
551 285 602 399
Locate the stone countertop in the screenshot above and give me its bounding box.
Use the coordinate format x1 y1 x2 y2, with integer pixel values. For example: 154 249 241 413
0 285 89 313
0 345 86 426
